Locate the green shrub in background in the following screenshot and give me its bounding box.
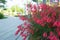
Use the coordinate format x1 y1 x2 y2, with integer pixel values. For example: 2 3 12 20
0 12 4 19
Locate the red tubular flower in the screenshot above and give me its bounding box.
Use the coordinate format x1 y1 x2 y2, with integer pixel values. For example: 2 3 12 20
53 21 60 28
30 4 37 13
15 25 23 35
43 32 47 37
48 35 59 40
53 21 58 27
31 7 36 12
46 18 52 23
15 28 21 35
58 31 60 36
22 33 29 40
48 31 59 40
17 25 22 29
57 22 60 28
49 31 54 36
38 4 41 9
20 16 27 21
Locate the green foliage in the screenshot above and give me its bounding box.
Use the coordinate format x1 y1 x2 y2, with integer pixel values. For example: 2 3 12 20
29 20 56 40
0 0 6 8
0 12 4 19
0 0 6 4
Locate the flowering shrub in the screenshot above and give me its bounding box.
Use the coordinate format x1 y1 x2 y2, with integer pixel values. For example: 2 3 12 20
15 4 60 40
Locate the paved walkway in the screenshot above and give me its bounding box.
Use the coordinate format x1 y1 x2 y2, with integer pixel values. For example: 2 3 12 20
0 17 24 40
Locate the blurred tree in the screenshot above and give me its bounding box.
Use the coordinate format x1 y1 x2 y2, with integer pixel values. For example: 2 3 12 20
7 5 24 16
0 0 6 8
0 0 6 4
10 5 24 14
33 0 46 4
33 0 38 2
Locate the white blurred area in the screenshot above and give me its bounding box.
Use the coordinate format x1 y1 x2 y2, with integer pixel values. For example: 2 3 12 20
0 0 37 16
3 0 33 16
5 0 32 8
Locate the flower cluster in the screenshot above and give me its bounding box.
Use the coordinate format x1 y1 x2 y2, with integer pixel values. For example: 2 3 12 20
15 4 60 40
15 15 34 40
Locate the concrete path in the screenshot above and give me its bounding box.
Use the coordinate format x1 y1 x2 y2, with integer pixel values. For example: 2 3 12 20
0 17 24 40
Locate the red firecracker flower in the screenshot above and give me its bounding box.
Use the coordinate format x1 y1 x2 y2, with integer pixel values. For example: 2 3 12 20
15 4 60 40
